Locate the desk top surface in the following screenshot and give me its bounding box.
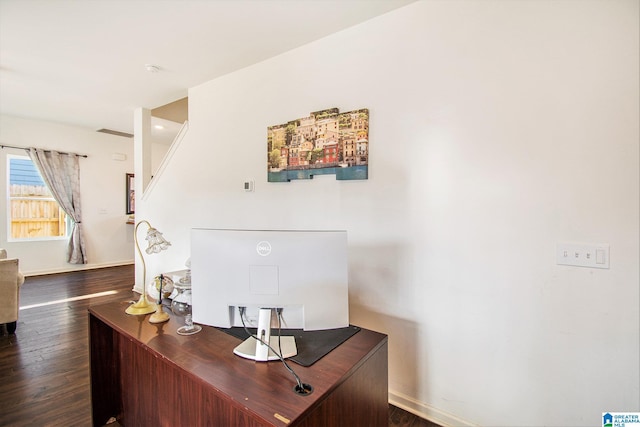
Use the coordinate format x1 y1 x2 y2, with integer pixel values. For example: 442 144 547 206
89 300 387 426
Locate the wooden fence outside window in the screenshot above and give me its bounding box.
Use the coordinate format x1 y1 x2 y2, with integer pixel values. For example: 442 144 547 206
9 184 67 239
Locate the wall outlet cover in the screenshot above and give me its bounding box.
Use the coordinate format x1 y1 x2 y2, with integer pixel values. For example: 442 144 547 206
556 242 609 269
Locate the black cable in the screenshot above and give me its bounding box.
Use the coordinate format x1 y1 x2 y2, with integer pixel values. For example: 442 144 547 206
276 308 284 360
239 307 305 391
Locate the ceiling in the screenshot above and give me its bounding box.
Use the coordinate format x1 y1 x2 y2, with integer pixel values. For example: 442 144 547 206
0 0 414 139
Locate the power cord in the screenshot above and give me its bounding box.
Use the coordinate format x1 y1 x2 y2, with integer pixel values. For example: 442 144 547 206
239 307 312 396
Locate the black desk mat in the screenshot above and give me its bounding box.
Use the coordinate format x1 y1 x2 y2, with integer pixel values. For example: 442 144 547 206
218 325 360 367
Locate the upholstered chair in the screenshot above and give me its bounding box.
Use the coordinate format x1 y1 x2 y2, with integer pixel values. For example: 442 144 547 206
0 249 25 334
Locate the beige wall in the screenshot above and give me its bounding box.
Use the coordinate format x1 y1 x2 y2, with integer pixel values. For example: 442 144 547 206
0 115 135 274
137 1 639 425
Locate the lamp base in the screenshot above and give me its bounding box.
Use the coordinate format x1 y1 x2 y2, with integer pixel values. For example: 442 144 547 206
125 296 157 315
149 307 170 324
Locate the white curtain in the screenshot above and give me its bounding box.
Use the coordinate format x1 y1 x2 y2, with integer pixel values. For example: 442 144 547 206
28 148 87 264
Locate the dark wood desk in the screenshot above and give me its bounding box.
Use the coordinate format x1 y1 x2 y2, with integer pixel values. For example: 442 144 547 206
88 301 388 426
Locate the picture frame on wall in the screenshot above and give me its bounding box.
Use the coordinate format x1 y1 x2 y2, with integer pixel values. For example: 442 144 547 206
267 107 369 182
126 173 135 214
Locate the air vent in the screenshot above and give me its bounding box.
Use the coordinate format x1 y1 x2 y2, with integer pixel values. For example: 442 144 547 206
97 128 134 138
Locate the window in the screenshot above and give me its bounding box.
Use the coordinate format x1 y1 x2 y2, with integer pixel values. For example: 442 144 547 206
7 155 69 240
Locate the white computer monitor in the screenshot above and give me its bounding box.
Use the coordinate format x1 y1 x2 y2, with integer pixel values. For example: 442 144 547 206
190 228 349 361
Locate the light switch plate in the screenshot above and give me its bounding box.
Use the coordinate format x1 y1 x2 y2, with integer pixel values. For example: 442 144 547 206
556 242 609 269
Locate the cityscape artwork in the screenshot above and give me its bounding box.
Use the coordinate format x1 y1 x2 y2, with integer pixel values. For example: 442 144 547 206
267 107 369 182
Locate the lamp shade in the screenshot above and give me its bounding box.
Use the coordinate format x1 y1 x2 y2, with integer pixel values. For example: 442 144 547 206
145 228 171 254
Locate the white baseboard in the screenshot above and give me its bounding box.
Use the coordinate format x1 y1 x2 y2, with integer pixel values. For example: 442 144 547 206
23 260 134 277
389 390 478 427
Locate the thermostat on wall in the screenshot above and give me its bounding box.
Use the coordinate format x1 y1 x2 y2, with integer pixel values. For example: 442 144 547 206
244 180 254 192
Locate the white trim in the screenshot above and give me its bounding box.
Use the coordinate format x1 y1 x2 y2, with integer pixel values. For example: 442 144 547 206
142 120 188 200
389 390 478 427
23 260 133 277
7 234 69 243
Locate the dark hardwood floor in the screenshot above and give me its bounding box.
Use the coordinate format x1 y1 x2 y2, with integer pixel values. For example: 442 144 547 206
0 265 439 427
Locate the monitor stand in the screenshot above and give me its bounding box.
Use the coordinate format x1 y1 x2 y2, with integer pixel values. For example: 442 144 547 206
233 308 297 362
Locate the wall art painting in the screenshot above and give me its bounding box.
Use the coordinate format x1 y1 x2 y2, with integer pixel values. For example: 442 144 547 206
267 107 369 182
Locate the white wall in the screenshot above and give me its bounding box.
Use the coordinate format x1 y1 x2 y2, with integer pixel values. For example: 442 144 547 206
138 1 639 426
152 141 170 177
0 115 135 275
